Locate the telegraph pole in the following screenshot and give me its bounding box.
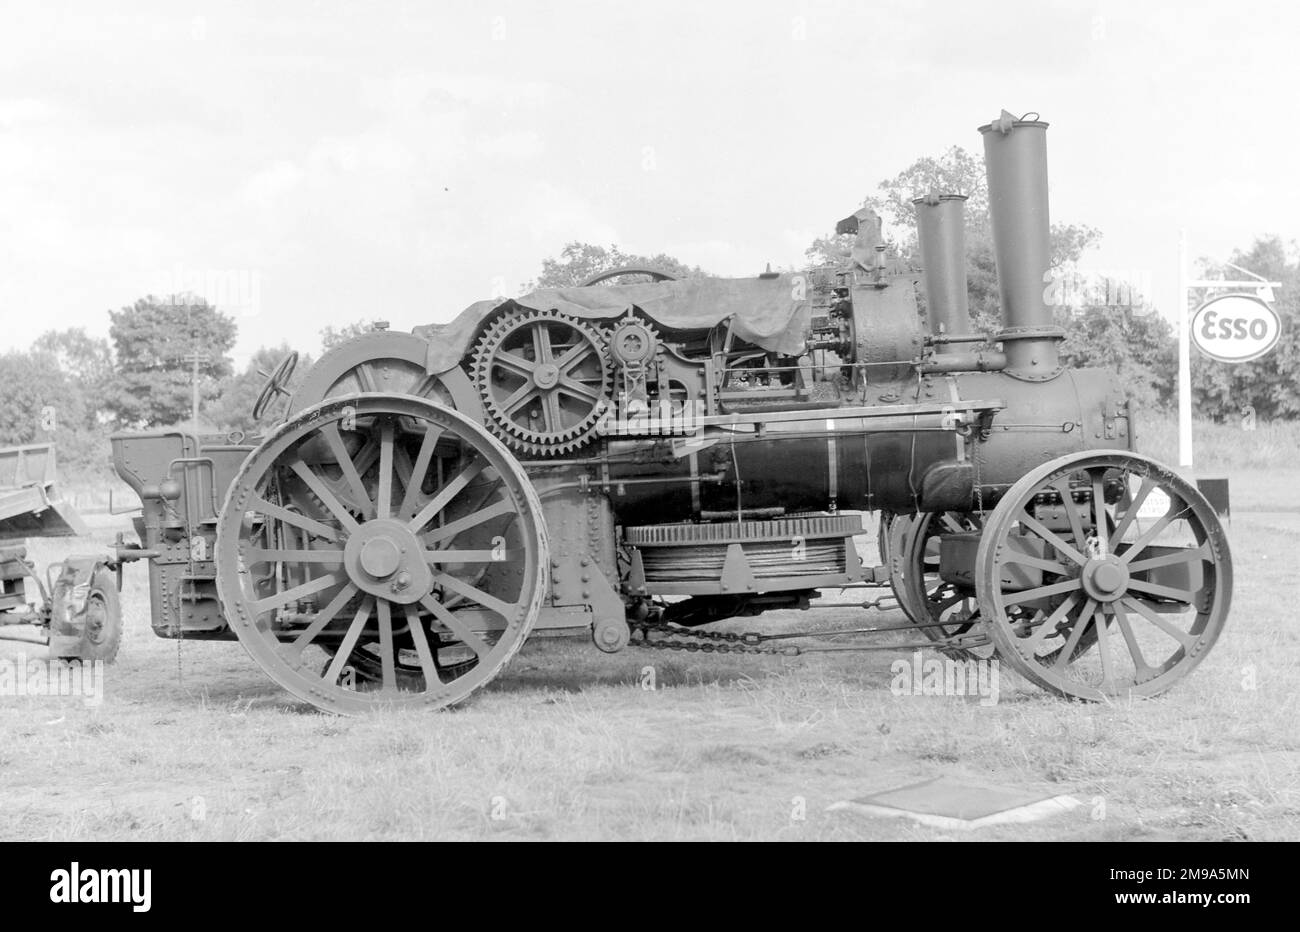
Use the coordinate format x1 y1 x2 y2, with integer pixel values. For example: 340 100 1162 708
181 351 210 432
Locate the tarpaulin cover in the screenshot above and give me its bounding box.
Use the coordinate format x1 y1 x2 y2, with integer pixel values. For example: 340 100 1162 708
416 275 812 374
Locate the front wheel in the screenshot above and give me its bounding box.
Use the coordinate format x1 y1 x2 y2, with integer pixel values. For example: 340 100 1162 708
976 450 1232 700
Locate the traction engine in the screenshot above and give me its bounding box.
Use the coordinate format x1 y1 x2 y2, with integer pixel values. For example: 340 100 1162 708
110 111 1231 712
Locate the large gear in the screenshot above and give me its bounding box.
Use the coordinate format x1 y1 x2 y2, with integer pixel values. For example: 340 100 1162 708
472 309 613 457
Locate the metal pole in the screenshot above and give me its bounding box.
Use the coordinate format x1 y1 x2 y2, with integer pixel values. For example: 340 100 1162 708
1177 229 1193 470
192 350 200 431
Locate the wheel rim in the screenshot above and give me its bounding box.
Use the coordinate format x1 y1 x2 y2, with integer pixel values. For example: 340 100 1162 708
289 331 483 422
976 451 1232 700
896 511 993 660
215 394 547 714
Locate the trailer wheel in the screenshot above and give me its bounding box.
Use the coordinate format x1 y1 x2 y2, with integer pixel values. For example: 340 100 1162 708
215 394 548 715
51 565 122 663
976 450 1232 700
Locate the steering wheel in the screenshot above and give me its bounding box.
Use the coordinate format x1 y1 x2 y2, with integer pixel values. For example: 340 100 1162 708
252 351 299 422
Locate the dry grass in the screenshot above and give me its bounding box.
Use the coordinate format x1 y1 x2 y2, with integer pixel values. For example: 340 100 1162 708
1 427 1297 841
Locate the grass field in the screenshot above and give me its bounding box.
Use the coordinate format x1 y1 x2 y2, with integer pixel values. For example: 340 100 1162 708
1 432 1297 840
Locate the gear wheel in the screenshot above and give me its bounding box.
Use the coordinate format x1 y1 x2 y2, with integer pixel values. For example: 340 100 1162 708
472 309 613 456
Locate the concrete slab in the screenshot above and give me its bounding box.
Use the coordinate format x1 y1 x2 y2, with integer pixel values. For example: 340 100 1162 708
828 776 1082 830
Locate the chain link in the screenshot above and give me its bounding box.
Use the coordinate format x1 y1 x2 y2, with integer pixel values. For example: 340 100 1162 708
628 591 931 657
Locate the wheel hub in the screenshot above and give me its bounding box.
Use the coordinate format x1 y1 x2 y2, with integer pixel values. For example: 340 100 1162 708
1080 555 1129 602
533 363 560 390
343 519 430 604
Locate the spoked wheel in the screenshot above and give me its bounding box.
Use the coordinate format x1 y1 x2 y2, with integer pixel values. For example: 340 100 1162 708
215 394 548 714
976 450 1232 700
891 511 992 660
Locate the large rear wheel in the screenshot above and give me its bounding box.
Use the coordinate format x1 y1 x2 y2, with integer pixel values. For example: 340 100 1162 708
215 394 547 714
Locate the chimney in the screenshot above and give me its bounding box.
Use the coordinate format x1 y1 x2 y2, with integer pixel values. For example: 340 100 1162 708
979 110 1064 379
913 193 971 354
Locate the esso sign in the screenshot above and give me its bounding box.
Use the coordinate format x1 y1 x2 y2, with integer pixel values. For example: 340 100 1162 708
1191 293 1281 363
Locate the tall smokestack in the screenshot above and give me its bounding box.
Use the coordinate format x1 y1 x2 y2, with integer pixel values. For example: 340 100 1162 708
979 110 1063 379
913 193 971 354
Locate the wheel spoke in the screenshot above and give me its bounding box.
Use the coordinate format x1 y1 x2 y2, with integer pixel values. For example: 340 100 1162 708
1001 576 1083 607
419 595 494 660
321 424 375 520
404 603 442 687
1119 510 1185 564
1109 474 1156 547
1018 510 1087 565
408 458 487 532
288 583 359 656
1112 601 1154 677
1091 471 1108 548
252 572 343 615
542 390 564 431
1025 591 1081 647
1121 596 1196 648
433 572 518 620
324 598 374 685
423 498 515 546
556 342 595 374
1051 597 1096 672
398 424 444 521
500 381 537 417
557 375 600 402
1050 478 1088 548
1127 543 1211 574
424 548 516 563
375 599 397 691
1001 550 1070 575
353 363 378 393
1126 578 1198 603
376 421 395 519
493 351 536 379
247 548 345 564
290 459 362 533
250 498 339 542
1092 607 1117 685
533 322 554 364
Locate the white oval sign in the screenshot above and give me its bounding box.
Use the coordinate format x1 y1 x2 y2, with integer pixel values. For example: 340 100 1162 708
1190 293 1281 364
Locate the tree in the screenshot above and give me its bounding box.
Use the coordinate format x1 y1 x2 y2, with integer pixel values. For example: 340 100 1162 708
32 327 114 429
806 145 1100 333
525 243 709 290
320 320 376 350
207 344 314 434
1190 235 1300 420
104 294 236 428
0 350 95 466
802 145 1185 407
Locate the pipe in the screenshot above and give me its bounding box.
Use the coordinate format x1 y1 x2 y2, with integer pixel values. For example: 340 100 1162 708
913 193 971 353
919 350 1007 374
979 110 1064 380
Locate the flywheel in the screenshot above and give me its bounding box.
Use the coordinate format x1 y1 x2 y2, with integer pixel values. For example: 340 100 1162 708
472 309 613 456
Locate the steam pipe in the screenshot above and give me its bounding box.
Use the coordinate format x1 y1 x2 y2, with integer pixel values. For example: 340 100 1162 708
913 193 971 353
979 110 1064 380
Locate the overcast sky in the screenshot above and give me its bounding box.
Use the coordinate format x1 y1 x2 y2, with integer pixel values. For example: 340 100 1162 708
1 0 1295 364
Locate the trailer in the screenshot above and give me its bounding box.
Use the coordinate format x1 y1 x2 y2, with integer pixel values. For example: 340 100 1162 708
0 442 122 661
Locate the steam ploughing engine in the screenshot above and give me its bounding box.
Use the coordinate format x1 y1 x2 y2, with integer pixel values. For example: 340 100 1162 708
111 111 1232 713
